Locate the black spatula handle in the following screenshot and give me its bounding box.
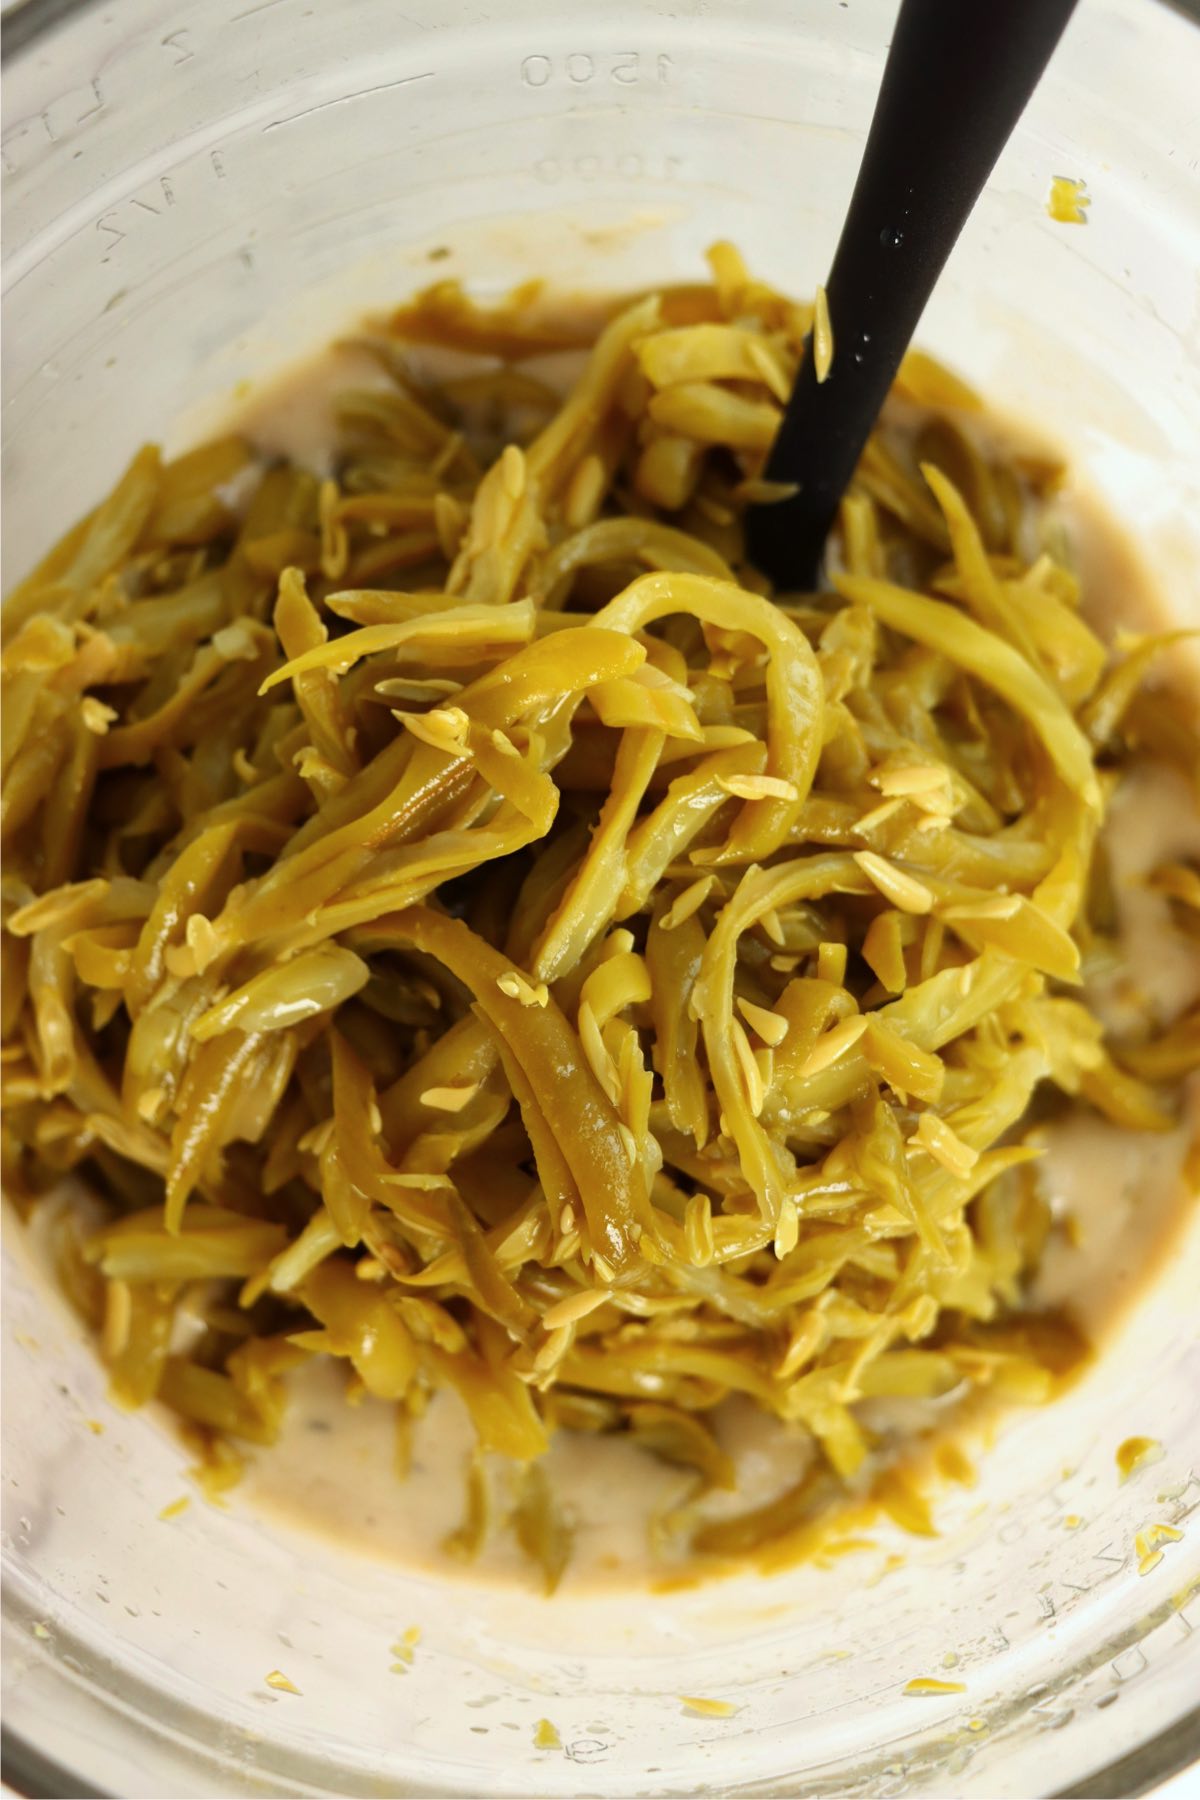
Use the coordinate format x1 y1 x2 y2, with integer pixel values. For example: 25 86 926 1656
746 0 1078 591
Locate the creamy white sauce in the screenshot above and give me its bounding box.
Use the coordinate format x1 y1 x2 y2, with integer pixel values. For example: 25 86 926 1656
1032 1080 1199 1334
1087 761 1200 1036
229 342 391 474
1030 757 1200 1334
241 1367 823 1591
216 350 1200 1589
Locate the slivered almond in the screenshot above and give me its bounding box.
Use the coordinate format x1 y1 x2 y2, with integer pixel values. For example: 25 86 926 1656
81 696 118 735
773 1197 800 1257
737 997 788 1047
563 453 607 530
813 285 834 383
298 1118 335 1157
718 773 800 802
684 1193 715 1266
760 908 786 946
213 621 258 662
797 1014 869 1077
541 1287 611 1330
661 875 715 931
135 1086 165 1123
420 1083 480 1113
734 476 800 506
732 1021 766 1115
681 1696 738 1718
853 850 934 915
501 443 527 500
913 1111 979 1178
856 797 906 833
533 1326 571 1374
873 764 949 797
942 894 1022 921
497 971 549 1007
817 942 848 986
401 705 470 754
744 338 792 404
433 490 465 559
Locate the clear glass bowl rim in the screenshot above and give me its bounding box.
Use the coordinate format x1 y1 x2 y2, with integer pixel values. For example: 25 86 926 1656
2 0 1199 1794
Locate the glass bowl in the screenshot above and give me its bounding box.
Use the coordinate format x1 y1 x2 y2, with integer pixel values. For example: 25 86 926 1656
3 0 1199 1792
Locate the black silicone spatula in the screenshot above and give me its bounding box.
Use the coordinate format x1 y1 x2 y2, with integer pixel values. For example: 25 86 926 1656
745 0 1079 593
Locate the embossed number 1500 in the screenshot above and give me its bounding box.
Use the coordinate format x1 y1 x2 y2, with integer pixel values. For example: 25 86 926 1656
520 52 673 88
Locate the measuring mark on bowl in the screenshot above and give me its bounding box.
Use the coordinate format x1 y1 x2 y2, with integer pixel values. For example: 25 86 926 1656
533 154 684 187
518 52 674 90
231 0 289 20
161 32 194 67
1 77 105 175
263 72 437 135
